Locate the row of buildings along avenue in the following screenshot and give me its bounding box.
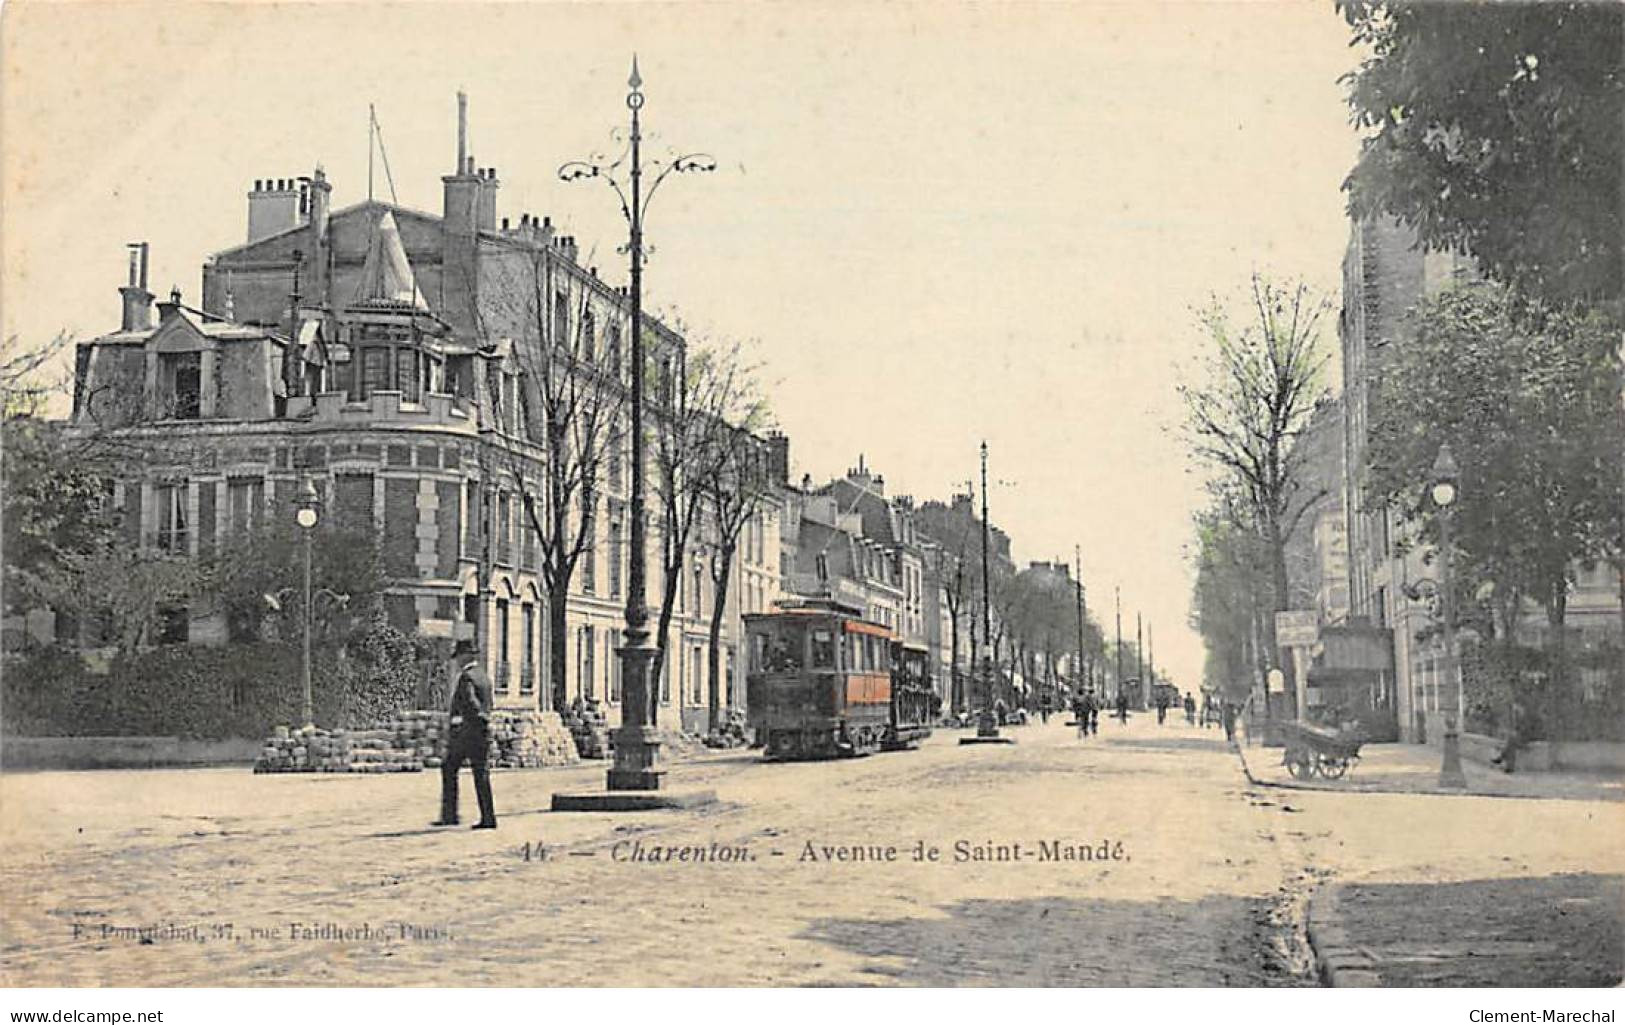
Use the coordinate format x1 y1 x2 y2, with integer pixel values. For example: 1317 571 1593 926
42 94 1045 735
1269 215 1620 747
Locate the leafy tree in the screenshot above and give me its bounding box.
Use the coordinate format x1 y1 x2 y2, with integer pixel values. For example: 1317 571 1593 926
205 517 385 647
1339 1 1623 305
1189 499 1272 704
2 416 120 617
1365 283 1624 736
1178 274 1331 690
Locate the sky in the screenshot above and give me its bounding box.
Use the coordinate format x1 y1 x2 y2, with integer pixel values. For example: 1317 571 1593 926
1 1 1364 690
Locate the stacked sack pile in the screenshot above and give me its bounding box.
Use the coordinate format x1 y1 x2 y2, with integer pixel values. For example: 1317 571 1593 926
563 700 612 760
393 710 447 769
488 709 579 768
254 724 356 773
345 725 424 773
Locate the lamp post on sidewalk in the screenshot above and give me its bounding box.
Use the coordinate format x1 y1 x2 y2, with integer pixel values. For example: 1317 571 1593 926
962 441 1014 745
1432 443 1467 789
553 58 718 808
295 479 320 729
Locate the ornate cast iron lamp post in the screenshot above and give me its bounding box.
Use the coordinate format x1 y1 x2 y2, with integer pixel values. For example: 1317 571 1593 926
961 441 1014 745
556 58 715 797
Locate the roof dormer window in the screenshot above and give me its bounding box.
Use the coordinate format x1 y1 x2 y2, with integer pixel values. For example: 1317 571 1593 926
159 351 202 420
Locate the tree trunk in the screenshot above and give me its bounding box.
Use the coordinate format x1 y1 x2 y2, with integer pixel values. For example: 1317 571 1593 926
548 583 569 713
650 535 685 723
1546 586 1569 743
707 555 734 735
949 612 961 713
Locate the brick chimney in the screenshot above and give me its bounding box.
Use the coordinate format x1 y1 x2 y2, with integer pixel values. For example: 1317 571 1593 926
767 431 790 485
119 242 153 331
247 177 306 244
476 166 499 233
441 90 481 335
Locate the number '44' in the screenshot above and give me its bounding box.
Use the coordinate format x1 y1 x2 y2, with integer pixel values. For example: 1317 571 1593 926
521 841 548 862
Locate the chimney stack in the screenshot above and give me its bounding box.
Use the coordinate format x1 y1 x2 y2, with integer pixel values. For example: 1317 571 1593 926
456 89 468 173
247 176 307 244
119 242 153 332
476 166 499 232
767 431 790 486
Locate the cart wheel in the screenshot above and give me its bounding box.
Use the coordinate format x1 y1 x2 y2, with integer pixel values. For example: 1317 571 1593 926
1319 756 1350 780
1284 749 1314 779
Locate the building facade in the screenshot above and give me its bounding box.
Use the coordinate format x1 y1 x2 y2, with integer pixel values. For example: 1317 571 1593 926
67 94 775 731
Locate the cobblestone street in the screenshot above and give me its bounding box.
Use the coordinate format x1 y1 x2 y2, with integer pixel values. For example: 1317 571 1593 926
2 716 1619 987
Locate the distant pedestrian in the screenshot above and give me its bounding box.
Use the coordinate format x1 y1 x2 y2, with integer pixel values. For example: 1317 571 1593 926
1088 694 1100 735
1183 693 1196 725
1155 694 1168 725
1202 693 1214 729
1116 692 1129 723
434 639 497 830
1221 701 1237 743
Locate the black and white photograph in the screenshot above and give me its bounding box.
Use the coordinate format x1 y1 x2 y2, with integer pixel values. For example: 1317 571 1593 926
0 0 1621 1014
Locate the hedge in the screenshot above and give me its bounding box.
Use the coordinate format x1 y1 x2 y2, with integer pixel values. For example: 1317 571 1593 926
2 623 429 740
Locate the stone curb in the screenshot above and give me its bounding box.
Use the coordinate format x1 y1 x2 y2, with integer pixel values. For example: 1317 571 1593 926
1305 882 1383 987
1230 741 1380 987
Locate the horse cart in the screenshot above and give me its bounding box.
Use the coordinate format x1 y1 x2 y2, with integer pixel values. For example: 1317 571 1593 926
1278 720 1364 780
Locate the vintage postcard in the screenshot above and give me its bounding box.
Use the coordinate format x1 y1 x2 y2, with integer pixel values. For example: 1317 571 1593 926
1 0 1620 1012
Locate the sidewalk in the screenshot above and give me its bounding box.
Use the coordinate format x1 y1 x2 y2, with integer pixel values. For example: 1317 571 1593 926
1235 728 1624 802
1307 872 1623 987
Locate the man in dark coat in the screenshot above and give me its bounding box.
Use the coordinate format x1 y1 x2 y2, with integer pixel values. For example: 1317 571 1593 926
434 639 497 829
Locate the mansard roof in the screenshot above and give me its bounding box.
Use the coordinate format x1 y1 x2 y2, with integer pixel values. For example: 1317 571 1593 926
89 304 287 347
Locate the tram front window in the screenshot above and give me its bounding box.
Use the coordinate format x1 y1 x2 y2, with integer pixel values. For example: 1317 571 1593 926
763 624 805 672
811 630 834 669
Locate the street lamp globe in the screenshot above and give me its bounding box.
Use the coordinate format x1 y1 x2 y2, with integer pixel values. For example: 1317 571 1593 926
1430 441 1459 509
296 480 320 529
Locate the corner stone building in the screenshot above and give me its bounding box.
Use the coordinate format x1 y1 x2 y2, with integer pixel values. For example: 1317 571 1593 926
71 97 777 728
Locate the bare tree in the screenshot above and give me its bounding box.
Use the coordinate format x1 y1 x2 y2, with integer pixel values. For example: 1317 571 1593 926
1 332 73 419
476 249 629 711
917 495 976 712
647 336 747 722
699 365 772 734
1178 274 1330 692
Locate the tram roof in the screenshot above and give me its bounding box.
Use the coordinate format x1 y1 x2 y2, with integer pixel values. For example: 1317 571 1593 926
745 598 896 639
